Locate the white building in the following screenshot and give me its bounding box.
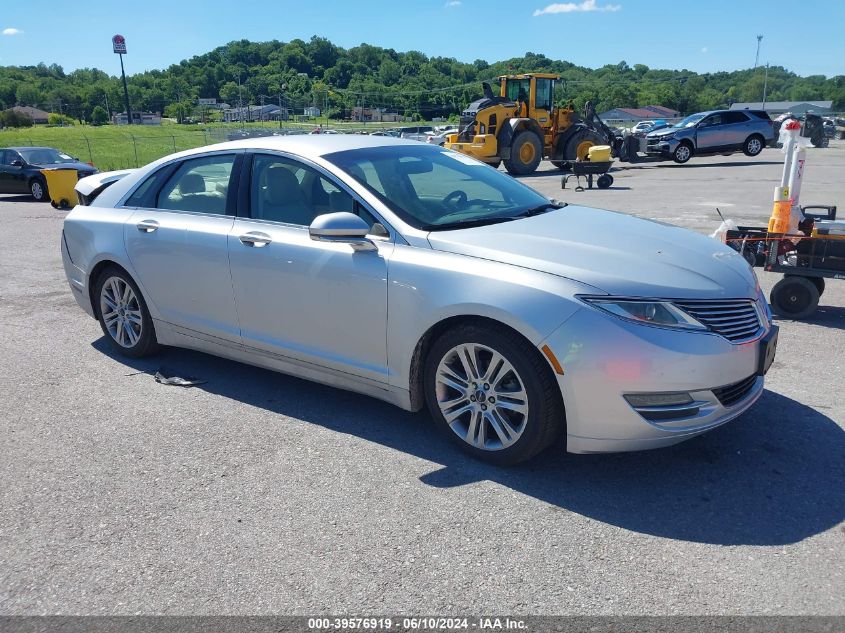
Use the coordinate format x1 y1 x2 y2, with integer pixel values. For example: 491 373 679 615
304 106 321 118
223 104 288 123
112 111 162 125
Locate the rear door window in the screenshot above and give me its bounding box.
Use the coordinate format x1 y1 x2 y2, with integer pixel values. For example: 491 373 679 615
156 154 236 215
725 112 750 124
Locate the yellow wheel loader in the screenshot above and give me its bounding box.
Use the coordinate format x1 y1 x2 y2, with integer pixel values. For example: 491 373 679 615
444 73 622 175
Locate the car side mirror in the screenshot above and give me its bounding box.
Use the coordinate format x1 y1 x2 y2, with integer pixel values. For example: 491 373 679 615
309 212 377 252
10 159 23 167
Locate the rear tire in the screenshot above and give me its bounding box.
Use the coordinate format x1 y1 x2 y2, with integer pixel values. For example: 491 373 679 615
743 134 765 157
94 266 160 358
30 177 48 202
564 128 603 161
424 322 564 466
770 276 819 320
504 131 542 175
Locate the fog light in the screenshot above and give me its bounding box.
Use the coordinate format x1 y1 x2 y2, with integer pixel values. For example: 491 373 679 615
624 392 693 407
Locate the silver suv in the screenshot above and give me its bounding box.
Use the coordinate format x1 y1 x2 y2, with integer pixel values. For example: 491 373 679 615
646 110 775 163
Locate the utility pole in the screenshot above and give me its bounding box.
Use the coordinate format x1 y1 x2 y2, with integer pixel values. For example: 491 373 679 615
754 35 763 69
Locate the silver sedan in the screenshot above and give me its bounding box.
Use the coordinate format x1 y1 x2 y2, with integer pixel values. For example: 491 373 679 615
62 136 778 465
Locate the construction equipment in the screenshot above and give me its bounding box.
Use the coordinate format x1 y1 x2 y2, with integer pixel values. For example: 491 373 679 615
444 73 621 175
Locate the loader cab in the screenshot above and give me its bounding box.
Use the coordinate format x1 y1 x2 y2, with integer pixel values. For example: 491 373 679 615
499 74 556 130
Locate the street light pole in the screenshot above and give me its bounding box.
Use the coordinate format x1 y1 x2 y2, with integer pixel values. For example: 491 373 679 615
762 63 769 106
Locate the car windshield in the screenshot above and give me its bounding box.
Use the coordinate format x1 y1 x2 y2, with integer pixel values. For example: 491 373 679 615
19 148 76 165
673 114 706 129
323 144 554 231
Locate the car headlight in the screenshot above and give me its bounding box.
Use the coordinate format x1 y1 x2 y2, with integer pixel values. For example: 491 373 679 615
582 298 708 331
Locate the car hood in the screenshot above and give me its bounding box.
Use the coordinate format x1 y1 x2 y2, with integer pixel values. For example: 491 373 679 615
426 205 757 299
32 161 96 172
646 128 679 138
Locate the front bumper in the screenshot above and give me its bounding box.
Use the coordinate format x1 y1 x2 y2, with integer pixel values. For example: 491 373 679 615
443 134 501 163
540 307 774 453
644 136 679 156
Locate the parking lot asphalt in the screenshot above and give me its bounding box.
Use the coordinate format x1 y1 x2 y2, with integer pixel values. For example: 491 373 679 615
0 143 843 616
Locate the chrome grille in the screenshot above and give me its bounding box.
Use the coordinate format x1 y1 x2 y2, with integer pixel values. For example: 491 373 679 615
674 299 762 342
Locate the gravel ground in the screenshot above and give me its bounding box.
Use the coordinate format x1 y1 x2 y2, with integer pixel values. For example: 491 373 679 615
0 142 843 616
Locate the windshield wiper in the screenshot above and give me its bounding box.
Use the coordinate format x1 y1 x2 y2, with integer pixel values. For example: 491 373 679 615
517 201 567 217
430 216 523 231
430 202 567 231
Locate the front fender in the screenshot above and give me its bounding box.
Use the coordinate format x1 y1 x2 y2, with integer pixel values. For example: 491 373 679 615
385 244 597 391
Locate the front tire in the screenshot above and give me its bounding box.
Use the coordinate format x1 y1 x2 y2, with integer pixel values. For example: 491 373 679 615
95 266 159 357
504 130 542 175
743 134 765 157
424 323 564 466
672 142 693 163
30 178 48 202
770 276 819 320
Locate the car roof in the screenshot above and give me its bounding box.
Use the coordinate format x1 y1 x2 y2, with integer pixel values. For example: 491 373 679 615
176 134 424 161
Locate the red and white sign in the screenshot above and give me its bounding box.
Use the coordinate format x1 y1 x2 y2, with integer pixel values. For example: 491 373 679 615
112 34 127 55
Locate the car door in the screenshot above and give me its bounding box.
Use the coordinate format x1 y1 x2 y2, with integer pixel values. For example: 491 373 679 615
723 111 752 147
0 150 27 193
695 113 727 150
227 152 392 384
123 151 243 344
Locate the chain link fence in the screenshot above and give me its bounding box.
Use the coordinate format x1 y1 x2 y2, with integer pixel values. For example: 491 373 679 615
7 121 413 171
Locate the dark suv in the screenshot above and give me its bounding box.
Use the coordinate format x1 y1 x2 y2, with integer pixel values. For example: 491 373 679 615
0 147 97 201
645 110 775 163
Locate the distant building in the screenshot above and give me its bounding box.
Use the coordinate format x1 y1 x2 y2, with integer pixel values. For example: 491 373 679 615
352 106 403 122
11 105 50 124
729 101 833 116
223 104 288 123
598 106 681 125
304 106 321 118
112 111 162 125
197 98 229 110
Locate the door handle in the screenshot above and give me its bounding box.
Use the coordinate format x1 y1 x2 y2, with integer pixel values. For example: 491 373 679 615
136 220 159 233
239 232 272 247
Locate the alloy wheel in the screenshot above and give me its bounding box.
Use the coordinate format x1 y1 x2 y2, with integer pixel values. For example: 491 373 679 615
434 343 529 451
31 181 44 200
99 276 143 348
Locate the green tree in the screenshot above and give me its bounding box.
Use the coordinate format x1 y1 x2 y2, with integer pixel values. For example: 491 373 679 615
91 105 109 125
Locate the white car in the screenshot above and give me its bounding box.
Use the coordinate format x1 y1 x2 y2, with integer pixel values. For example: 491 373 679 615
62 136 777 465
630 121 655 134
426 127 459 146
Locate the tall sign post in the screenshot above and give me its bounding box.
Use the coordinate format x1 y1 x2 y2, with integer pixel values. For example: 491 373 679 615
112 35 132 124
